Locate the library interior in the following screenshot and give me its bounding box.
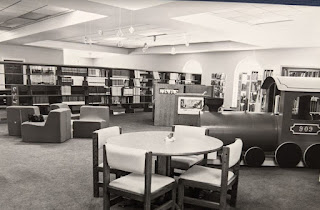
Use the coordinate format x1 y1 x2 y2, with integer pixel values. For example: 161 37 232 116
0 0 320 210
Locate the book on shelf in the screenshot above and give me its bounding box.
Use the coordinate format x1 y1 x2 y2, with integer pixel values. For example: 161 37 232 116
111 86 122 96
61 86 71 95
61 67 87 76
133 78 141 87
153 71 160 80
61 77 73 85
87 77 106 86
123 88 134 96
88 68 101 77
134 70 141 78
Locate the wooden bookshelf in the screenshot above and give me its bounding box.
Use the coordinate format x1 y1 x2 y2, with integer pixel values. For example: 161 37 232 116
0 61 202 114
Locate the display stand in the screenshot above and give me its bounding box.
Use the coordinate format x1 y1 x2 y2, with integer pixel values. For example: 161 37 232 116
153 83 184 126
174 93 205 126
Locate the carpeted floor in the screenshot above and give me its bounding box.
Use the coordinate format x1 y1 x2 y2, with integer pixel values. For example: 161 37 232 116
0 112 319 210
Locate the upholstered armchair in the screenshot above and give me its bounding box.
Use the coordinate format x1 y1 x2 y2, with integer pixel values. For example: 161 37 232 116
50 103 79 119
21 108 71 143
7 106 40 136
73 106 109 138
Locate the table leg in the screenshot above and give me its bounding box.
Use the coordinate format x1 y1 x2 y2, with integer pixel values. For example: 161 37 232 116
157 156 172 176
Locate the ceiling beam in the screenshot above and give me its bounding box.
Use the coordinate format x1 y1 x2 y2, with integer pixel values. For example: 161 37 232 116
25 40 129 55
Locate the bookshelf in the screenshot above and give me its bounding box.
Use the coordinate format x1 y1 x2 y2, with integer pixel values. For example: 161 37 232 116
282 67 320 116
0 61 203 114
211 73 225 98
237 71 263 112
282 67 320 77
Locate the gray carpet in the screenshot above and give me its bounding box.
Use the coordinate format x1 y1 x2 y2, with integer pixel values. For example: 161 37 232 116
0 112 319 210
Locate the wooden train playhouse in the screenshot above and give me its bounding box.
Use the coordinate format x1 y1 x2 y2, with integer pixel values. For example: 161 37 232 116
201 76 320 168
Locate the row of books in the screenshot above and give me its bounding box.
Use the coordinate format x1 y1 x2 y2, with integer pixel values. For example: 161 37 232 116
61 86 71 95
61 67 87 76
62 96 85 102
88 68 108 77
32 96 49 104
30 74 56 85
30 66 56 75
310 97 320 113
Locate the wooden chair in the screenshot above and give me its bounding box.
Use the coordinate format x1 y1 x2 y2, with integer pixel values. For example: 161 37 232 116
171 125 209 173
93 126 126 197
178 139 243 210
103 144 177 210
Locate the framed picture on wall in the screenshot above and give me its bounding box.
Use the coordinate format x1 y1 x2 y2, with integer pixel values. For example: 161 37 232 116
177 96 204 115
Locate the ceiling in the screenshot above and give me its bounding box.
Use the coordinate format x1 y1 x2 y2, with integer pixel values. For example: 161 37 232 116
1 0 320 56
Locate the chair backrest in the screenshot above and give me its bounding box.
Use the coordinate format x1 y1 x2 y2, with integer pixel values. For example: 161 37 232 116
80 106 109 121
94 126 122 149
105 144 149 174
45 108 71 128
225 138 243 168
50 103 70 111
173 125 207 137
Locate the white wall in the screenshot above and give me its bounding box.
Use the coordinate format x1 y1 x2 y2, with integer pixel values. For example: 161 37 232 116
0 44 63 90
63 49 94 66
0 44 63 63
93 48 320 108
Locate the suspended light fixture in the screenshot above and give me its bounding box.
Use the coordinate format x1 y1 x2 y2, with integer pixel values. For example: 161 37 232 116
117 40 124 47
116 28 124 37
171 46 176 55
83 36 89 44
142 42 148 52
116 8 124 37
98 29 104 36
129 10 134 34
184 34 189 47
129 26 135 34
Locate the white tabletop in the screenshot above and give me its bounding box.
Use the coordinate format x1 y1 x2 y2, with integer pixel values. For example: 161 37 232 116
108 131 223 156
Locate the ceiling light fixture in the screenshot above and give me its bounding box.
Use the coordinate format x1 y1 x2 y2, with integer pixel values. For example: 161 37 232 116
129 10 135 34
98 29 103 36
142 42 148 53
184 34 189 47
116 8 124 37
117 41 123 47
171 46 176 55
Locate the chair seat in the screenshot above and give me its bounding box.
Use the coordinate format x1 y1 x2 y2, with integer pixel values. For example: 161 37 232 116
180 165 235 187
171 155 204 170
109 173 175 195
22 121 46 127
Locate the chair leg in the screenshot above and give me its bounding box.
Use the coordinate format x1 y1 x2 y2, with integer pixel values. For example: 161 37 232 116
93 168 99 197
230 180 239 207
219 185 228 210
103 188 110 210
171 187 176 210
178 181 184 210
144 199 151 210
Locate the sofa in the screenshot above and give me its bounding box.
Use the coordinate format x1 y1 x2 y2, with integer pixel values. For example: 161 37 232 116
21 108 71 143
7 106 40 136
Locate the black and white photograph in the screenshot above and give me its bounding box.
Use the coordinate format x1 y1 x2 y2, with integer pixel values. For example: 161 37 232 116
0 0 320 209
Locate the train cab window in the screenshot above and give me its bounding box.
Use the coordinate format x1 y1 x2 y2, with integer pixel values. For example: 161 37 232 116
292 95 320 120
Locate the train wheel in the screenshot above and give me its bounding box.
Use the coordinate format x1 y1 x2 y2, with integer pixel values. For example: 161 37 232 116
244 147 265 167
275 142 302 168
304 144 320 168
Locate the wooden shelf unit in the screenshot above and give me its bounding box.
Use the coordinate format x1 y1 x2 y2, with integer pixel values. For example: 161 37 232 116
0 62 202 114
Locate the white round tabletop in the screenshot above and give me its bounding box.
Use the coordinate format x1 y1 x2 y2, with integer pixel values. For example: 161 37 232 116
108 131 223 156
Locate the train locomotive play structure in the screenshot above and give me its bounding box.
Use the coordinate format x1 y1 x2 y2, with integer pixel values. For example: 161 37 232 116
201 76 320 168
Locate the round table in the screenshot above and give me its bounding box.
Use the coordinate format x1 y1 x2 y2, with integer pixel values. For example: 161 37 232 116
108 131 223 176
